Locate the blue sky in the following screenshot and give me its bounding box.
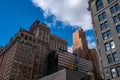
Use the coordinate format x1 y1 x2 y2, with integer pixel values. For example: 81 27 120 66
0 0 95 52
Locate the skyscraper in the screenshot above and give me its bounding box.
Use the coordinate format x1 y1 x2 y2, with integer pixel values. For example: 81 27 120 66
0 20 67 80
89 0 120 79
73 29 89 59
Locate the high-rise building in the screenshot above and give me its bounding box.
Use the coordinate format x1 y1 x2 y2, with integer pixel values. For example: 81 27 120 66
89 0 120 79
0 20 67 80
72 29 101 80
73 29 89 59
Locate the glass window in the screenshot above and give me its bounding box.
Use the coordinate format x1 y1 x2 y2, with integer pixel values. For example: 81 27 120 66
115 4 120 11
105 42 110 51
110 7 115 14
118 13 120 19
103 32 107 40
105 21 109 28
110 41 115 49
116 25 120 33
100 23 105 30
107 30 112 38
102 12 107 19
108 0 113 3
111 68 117 78
107 55 113 63
98 14 103 22
96 0 103 10
113 16 119 23
116 67 120 76
113 52 119 62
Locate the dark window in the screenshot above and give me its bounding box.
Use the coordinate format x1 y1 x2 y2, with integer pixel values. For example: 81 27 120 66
116 25 120 33
96 0 103 10
110 7 115 14
102 12 107 19
100 23 105 30
98 14 103 22
118 13 120 19
108 0 113 3
103 32 107 40
107 30 112 38
107 55 113 63
113 16 119 23
115 4 120 11
20 33 24 37
25 35 28 40
105 21 109 28
111 68 117 78
113 52 119 62
116 67 120 76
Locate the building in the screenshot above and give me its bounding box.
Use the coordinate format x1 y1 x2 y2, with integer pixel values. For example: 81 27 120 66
88 49 101 80
46 49 94 79
0 20 67 80
89 0 120 80
72 29 101 80
73 29 89 59
39 69 93 80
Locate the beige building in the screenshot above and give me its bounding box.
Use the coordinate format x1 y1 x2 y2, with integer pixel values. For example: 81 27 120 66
89 0 120 80
73 29 89 59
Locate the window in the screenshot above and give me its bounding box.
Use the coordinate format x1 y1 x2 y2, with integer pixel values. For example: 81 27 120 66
110 4 120 14
115 4 120 11
105 42 110 51
107 30 112 38
110 7 115 14
96 0 103 10
107 55 113 63
98 12 107 22
110 41 115 49
102 30 111 40
100 23 105 30
116 67 120 76
116 25 120 33
103 32 107 40
105 21 109 28
99 14 103 22
102 12 107 19
108 0 113 3
113 16 119 23
111 68 117 78
113 52 119 62
105 41 115 51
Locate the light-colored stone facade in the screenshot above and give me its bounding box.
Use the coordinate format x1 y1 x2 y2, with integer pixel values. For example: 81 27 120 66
89 0 120 80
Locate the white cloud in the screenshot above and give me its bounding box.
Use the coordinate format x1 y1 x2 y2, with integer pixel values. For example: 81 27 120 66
68 46 73 53
32 0 92 31
86 36 96 49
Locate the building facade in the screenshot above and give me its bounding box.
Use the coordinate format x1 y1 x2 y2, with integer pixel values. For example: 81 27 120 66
46 49 94 80
73 29 89 59
89 0 120 80
0 20 67 80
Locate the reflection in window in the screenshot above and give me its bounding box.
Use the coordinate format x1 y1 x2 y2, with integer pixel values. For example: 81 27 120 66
111 68 117 78
107 55 113 63
113 52 119 62
110 41 115 49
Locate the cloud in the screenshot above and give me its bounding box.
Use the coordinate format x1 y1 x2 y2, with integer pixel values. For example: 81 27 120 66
86 36 96 49
68 46 73 53
32 0 92 31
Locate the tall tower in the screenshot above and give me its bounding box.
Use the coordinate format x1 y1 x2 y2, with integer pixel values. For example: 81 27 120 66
89 0 120 80
73 29 89 59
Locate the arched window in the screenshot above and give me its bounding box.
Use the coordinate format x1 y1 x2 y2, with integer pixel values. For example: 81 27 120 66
96 0 103 10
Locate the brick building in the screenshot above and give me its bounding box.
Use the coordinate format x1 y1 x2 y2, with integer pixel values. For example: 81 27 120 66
0 20 67 80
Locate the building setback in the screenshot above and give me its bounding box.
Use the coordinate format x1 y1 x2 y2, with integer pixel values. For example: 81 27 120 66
0 20 67 80
89 0 120 80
